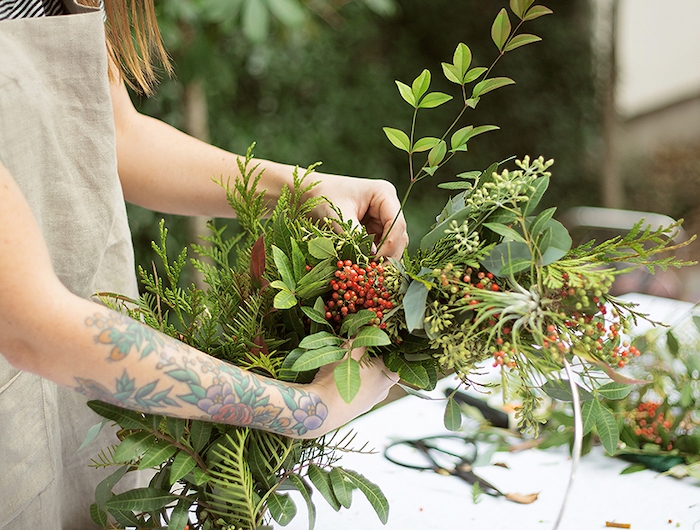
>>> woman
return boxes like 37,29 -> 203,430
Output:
0,0 -> 408,527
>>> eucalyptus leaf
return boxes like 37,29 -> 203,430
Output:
480,241 -> 532,277
483,222 -> 527,243
528,207 -> 557,237
536,219 -> 572,266
403,279 -> 430,332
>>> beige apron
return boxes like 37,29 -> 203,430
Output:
0,1 -> 140,527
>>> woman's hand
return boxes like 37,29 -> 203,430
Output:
300,346 -> 399,438
310,173 -> 409,260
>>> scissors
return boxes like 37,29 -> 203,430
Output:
383,434 -> 504,497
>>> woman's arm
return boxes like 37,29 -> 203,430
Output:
0,161 -> 397,439
110,80 -> 409,259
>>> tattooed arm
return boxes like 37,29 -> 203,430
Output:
0,162 -> 397,439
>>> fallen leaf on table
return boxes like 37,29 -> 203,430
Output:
505,492 -> 539,504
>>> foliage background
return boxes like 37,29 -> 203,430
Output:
128,0 -> 600,281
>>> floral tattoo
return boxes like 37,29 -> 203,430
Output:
75,310 -> 328,436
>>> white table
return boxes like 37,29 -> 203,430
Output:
287,294 -> 700,530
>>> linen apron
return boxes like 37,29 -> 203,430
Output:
0,1 -> 141,527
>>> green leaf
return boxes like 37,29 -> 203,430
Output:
338,468 -> 389,524
290,238 -> 306,282
299,331 -> 344,349
268,492 -> 297,526
692,314 -> 700,333
427,140 -> 447,167
441,62 -> 462,84
395,80 -> 416,107
480,241 -> 532,277
523,5 -> 553,21
189,420 -> 212,452
453,42 -> 472,79
438,181 -> 473,190
242,0 -> 269,43
528,207 -> 557,237
266,0 -> 305,26
272,245 -> 295,290
403,279 -> 430,332
138,442 -> 177,470
106,487 -> 178,512
581,400 -> 599,437
166,417 -> 186,443
386,355 -> 430,388
168,497 -> 193,530
464,66 -> 487,84
291,345 -> 347,371
288,474 -> 316,529
87,400 -> 149,430
667,330 -> 679,355
308,465 -> 341,511
413,136 -> 441,153
418,92 -> 453,109
596,382 -> 633,401
620,463 -> 647,475
301,305 -> 329,326
472,77 -> 515,98
352,326 -> 391,347
411,69 -> 431,101
451,124 -> 500,152
95,465 -> 129,510
383,127 -> 411,152
90,503 -> 110,527
274,288 -> 298,309
169,452 -> 198,484
79,419 -> 108,452
114,432 -> 156,463
307,237 -> 336,259
444,397 -> 463,431
329,468 -> 353,509
491,8 -> 511,51
536,219 -> 572,266
504,33 -> 542,51
594,400 -> 619,455
484,222 -> 527,243
509,0 -> 535,18
340,309 -> 377,336
334,356 -> 361,403
541,380 -> 593,402
524,175 -> 550,215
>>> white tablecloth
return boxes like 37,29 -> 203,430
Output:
286,294 -> 700,530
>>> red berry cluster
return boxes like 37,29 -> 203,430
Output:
324,260 -> 394,329
633,401 -> 673,449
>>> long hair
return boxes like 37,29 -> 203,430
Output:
96,0 -> 172,94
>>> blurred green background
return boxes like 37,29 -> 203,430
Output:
128,0 -> 601,282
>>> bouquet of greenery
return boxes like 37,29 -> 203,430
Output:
83,2 -> 695,529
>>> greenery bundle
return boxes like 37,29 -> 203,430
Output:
84,1 -> 694,529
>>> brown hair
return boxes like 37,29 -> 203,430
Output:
97,0 -> 172,94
